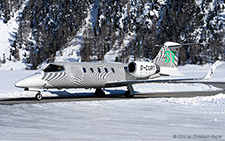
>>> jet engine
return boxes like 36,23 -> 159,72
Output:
127,61 -> 160,79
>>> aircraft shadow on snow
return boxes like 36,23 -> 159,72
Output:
47,89 -> 139,98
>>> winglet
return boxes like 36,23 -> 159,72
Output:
203,60 -> 220,80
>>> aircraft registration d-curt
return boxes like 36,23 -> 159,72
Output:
15,42 -> 220,100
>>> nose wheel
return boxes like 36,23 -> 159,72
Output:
35,92 -> 43,101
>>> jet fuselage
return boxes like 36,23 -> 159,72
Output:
15,62 -> 130,90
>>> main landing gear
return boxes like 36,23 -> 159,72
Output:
35,91 -> 43,101
124,84 -> 135,98
94,85 -> 135,98
94,88 -> 106,97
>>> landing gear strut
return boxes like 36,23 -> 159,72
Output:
124,84 -> 135,98
35,92 -> 43,101
125,91 -> 134,98
95,88 -> 105,97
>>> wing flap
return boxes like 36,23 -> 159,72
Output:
159,67 -> 184,76
105,77 -> 201,87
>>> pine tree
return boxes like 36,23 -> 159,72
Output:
3,0 -> 10,23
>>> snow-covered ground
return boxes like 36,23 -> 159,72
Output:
0,62 -> 225,140
0,95 -> 224,140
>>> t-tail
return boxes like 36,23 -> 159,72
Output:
153,42 -> 183,76
153,42 -> 181,68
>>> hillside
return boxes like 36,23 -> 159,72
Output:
0,0 -> 225,70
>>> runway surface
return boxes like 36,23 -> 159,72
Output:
0,90 -> 224,105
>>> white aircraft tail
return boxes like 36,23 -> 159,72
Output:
153,42 -> 181,68
153,42 -> 184,76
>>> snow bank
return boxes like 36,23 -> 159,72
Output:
163,93 -> 225,106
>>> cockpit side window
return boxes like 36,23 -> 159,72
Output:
43,64 -> 65,72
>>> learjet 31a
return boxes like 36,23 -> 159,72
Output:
15,42 -> 220,100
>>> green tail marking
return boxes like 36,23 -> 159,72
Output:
165,51 -> 176,63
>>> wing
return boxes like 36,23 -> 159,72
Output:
105,60 -> 221,87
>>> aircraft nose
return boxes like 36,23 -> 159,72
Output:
14,79 -> 27,88
14,74 -> 46,89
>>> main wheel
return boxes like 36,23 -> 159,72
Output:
124,91 -> 134,98
95,88 -> 105,97
35,92 -> 43,101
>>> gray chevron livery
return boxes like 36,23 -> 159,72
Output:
15,42 -> 220,100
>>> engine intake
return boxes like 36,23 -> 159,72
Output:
128,62 -> 136,73
127,61 -> 160,79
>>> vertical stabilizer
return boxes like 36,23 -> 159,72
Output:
153,42 -> 181,68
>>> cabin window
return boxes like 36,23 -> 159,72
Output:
43,64 -> 65,72
98,68 -> 101,73
90,68 -> 94,73
104,68 -> 108,73
111,68 -> 115,73
83,67 -> 87,73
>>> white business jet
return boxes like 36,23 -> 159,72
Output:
15,42 -> 220,100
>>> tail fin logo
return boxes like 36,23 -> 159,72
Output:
165,51 -> 176,63
153,42 -> 180,68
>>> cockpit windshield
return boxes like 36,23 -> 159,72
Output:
43,64 -> 65,72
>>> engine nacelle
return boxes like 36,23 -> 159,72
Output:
127,61 -> 160,79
